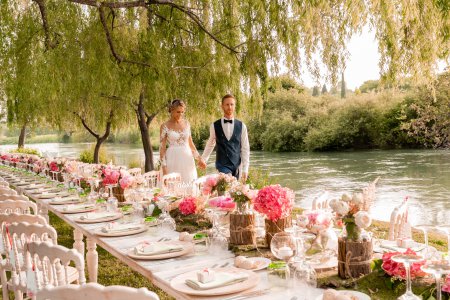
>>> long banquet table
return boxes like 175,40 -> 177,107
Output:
2,169 -> 323,300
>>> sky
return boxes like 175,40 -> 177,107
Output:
301,26 -> 381,90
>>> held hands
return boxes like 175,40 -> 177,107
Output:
241,172 -> 248,183
197,158 -> 207,170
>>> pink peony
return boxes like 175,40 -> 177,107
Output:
102,167 -> 120,185
119,173 -> 134,189
381,249 -> 426,280
253,184 -> 294,221
202,175 -> 218,195
179,197 -> 197,215
208,196 -> 236,211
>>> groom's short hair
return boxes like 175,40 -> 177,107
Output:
221,94 -> 235,104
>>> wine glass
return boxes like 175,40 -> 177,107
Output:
271,232 -> 296,262
391,253 -> 424,300
437,225 -> 450,262
421,260 -> 450,300
157,197 -> 176,231
106,184 -> 118,212
415,224 -> 435,259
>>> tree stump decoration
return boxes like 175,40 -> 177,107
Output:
338,237 -> 372,279
229,213 -> 256,246
112,186 -> 125,202
265,216 -> 292,245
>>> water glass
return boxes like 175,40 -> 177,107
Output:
391,254 -> 424,300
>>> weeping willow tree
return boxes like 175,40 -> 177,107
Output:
1,0 -> 449,168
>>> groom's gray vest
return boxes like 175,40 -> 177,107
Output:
214,119 -> 242,171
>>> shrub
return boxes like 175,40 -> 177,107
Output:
79,145 -> 114,164
11,147 -> 40,156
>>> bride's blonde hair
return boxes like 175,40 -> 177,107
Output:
168,99 -> 186,113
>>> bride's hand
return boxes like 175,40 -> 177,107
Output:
197,159 -> 207,170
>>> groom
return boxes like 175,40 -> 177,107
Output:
199,94 -> 250,182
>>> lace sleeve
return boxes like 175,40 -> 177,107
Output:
159,124 -> 168,167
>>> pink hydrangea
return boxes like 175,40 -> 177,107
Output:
119,171 -> 134,189
381,249 -> 426,280
49,161 -> 59,172
208,196 -> 236,211
179,197 -> 197,215
253,184 -> 294,221
102,167 -> 120,185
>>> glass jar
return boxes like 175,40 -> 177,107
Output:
267,261 -> 290,288
193,232 -> 209,253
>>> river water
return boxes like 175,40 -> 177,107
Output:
1,143 -> 449,225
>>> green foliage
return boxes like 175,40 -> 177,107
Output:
247,167 -> 275,189
79,146 -> 114,164
10,147 -> 40,156
360,80 -> 380,93
128,159 -> 142,169
312,86 -> 320,97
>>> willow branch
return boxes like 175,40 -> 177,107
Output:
100,110 -> 114,141
98,6 -> 152,68
33,0 -> 57,50
73,112 -> 99,139
67,0 -> 146,8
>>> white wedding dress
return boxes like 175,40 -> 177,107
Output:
161,124 -> 197,184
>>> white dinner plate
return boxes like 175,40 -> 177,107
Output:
95,224 -> 148,237
58,204 -> 96,214
127,241 -> 193,260
315,290 -> 371,300
170,267 -> 259,296
74,212 -> 123,224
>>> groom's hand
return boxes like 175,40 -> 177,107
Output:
198,159 -> 207,170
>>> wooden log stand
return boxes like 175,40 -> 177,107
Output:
265,216 -> 292,246
338,237 -> 373,279
112,186 -> 126,202
229,213 -> 256,246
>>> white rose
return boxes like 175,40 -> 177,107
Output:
341,193 -> 352,202
352,193 -> 364,205
333,201 -> 350,215
354,211 -> 372,228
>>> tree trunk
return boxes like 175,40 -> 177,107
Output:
136,90 -> 155,172
18,124 -> 26,148
93,138 -> 102,164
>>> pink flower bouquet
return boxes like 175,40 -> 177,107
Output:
381,248 -> 426,280
102,166 -> 120,185
253,184 -> 294,221
179,196 -> 198,215
119,170 -> 134,189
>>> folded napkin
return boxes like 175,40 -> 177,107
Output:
101,223 -> 142,234
50,197 -> 80,203
134,243 -> 183,256
62,204 -> 95,212
185,272 -> 248,290
379,241 -> 425,253
80,212 -> 117,220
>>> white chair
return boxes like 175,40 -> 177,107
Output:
388,200 -> 411,241
1,221 -> 53,299
192,176 -> 207,197
0,200 -> 38,215
36,282 -> 159,300
143,171 -> 160,188
0,194 -> 29,201
161,173 -> 181,194
128,168 -> 142,177
312,191 -> 330,210
0,182 -> 9,187
26,241 -> 86,300
361,177 -> 380,211
0,188 -> 18,196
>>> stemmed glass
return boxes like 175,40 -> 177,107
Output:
437,225 -> 450,263
157,197 -> 176,231
415,224 -> 435,259
391,253 -> 424,299
106,184 -> 118,212
421,260 -> 450,300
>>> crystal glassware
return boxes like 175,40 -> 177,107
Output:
270,232 -> 296,262
437,225 -> 450,263
414,224 -> 435,259
421,260 -> 450,300
157,197 -> 176,231
391,254 -> 424,300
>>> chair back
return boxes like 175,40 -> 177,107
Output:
0,194 -> 29,201
0,181 -> 9,187
27,241 -> 86,290
36,283 -> 159,300
0,200 -> 37,215
161,173 -> 181,194
128,168 -> 142,177
143,171 -> 160,188
388,200 -> 411,241
0,188 -> 18,196
361,177 -> 380,211
192,176 -> 207,197
312,191 -> 330,210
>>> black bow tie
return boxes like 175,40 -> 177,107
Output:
224,119 -> 233,124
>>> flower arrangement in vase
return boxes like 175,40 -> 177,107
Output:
229,183 -> 256,214
329,193 -> 372,242
253,184 -> 294,245
202,173 -> 236,196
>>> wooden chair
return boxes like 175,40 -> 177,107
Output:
388,200 -> 411,241
161,173 -> 181,194
0,194 -> 29,201
143,171 -> 160,188
25,241 -> 86,300
0,200 -> 38,215
312,191 -> 330,210
36,283 -> 159,300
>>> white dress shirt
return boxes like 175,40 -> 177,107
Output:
202,117 -> 250,174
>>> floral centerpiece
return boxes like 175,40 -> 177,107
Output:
330,192 -> 374,279
229,183 -> 256,213
208,196 -> 236,211
202,173 -> 236,196
101,166 -> 121,185
329,193 -> 372,241
254,184 -> 294,244
178,196 -> 203,216
118,170 -> 134,190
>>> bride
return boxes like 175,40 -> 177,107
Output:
159,99 -> 205,184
